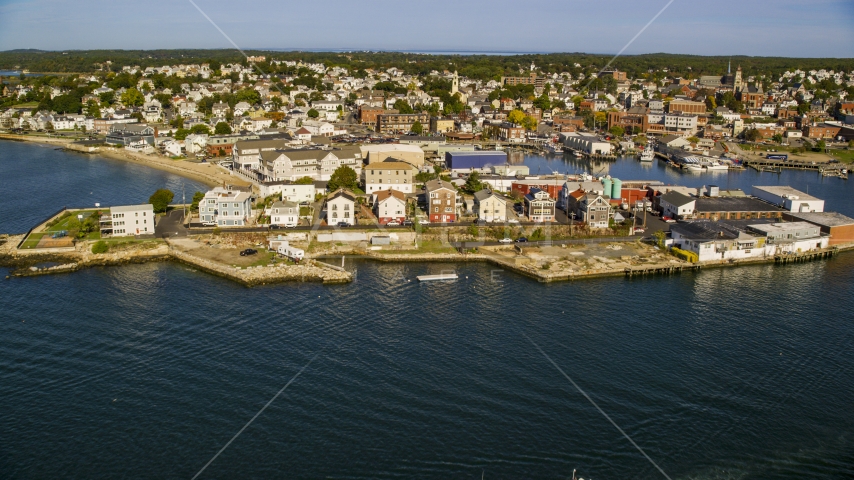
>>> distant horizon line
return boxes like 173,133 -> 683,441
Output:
1,48 -> 851,59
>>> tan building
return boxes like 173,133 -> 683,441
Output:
668,99 -> 706,115
376,113 -> 429,134
430,116 -> 455,133
359,144 -> 425,167
363,161 -> 416,194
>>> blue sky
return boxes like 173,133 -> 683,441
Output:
0,0 -> 852,57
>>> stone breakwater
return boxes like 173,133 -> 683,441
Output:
169,248 -> 351,286
1,235 -> 351,285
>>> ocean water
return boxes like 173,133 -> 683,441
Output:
0,140 -> 208,234
1,141 -> 854,479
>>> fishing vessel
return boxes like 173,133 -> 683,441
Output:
543,142 -> 564,154
638,148 -> 655,162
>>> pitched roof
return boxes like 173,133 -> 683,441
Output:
374,189 -> 406,203
425,179 -> 456,192
328,188 -> 356,202
473,189 -> 504,202
661,191 -> 694,207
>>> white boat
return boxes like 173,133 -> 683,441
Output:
686,164 -> 704,172
543,142 -> 563,154
706,162 -> 729,171
417,273 -> 458,282
638,149 -> 655,162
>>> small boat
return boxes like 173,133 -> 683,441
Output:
638,149 -> 655,162
686,164 -> 704,172
706,162 -> 729,171
417,273 -> 458,282
543,142 -> 563,154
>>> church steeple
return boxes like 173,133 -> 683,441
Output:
451,70 -> 459,95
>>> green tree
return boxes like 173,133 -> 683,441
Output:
121,88 -> 144,107
148,189 -> 175,213
189,124 -> 211,135
410,120 -> 424,135
608,125 -> 625,137
327,165 -> 358,191
174,128 -> 190,140
816,139 -> 826,152
294,176 -> 314,185
85,101 -> 101,117
307,108 -> 319,118
190,191 -> 205,212
771,133 -> 783,144
235,88 -> 261,105
687,136 -> 700,144
744,128 -> 762,142
393,99 -> 414,114
214,122 -> 231,135
462,171 -> 484,193
170,115 -> 184,129
99,91 -> 115,104
705,95 -> 717,111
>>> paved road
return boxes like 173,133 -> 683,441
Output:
155,209 -> 189,238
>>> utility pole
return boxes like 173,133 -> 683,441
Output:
182,182 -> 186,223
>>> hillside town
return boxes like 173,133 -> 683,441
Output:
3,55 -> 854,274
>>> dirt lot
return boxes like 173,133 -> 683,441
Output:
487,241 -> 680,273
170,237 -> 275,267
36,235 -> 74,248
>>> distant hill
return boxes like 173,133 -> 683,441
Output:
0,49 -> 852,81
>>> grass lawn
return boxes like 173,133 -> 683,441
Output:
10,102 -> 38,108
395,240 -> 458,255
827,149 -> 854,163
247,250 -> 277,267
45,210 -> 99,232
19,232 -> 47,249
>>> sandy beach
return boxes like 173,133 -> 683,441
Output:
0,133 -> 250,189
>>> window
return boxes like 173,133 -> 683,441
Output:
332,204 -> 337,210
332,212 -> 338,218
344,204 -> 349,210
434,207 -> 439,213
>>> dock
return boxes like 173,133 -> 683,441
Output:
417,273 -> 458,282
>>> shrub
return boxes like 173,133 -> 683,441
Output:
671,247 -> 698,263
91,240 -> 109,254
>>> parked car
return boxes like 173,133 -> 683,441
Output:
239,248 -> 257,256
516,237 -> 528,243
386,220 -> 401,226
402,220 -> 413,226
498,237 -> 513,244
508,219 -> 520,224
662,217 -> 676,224
633,228 -> 645,234
336,222 -> 350,227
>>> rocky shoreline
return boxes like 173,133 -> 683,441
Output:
0,235 -> 350,286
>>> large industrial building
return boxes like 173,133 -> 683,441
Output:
445,151 -> 508,173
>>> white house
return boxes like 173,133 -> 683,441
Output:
660,191 -> 696,219
326,189 -> 356,226
199,187 -> 253,227
373,189 -> 407,225
164,141 -> 183,157
184,134 -> 209,154
301,120 -> 334,137
473,189 -> 507,223
108,204 -> 154,237
270,200 -> 299,227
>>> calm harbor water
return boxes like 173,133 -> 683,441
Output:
0,140 -> 208,233
2,141 -> 854,479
